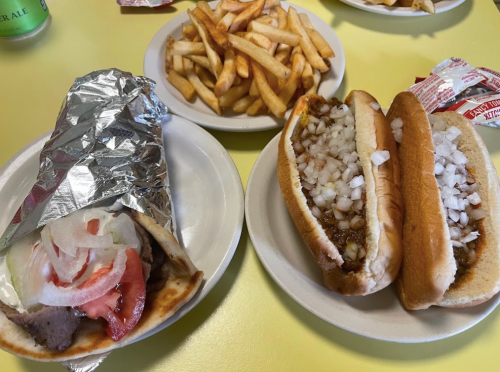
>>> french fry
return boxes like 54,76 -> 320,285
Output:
232,95 -> 257,113
254,15 -> 278,27
182,23 -> 198,41
188,10 -> 223,78
171,41 -> 207,56
249,79 -> 260,97
215,49 -> 237,97
221,0 -> 252,13
184,55 -> 213,73
227,33 -> 291,79
276,6 -> 287,30
219,78 -> 252,108
229,0 -> 265,33
213,1 -> 228,23
298,13 -> 313,29
167,70 -> 195,101
246,97 -> 267,116
217,11 -> 237,32
173,54 -> 186,77
251,60 -> 287,118
263,0 -> 280,9
193,34 -> 202,42
420,0 -> 435,13
193,7 -> 231,50
244,31 -> 273,51
364,0 -> 398,4
274,51 -> 290,65
287,7 -> 328,73
266,69 -> 279,92
183,58 -> 221,115
304,27 -> 335,58
233,75 -> 243,86
305,68 -> 321,95
302,61 -> 314,90
269,9 -> 278,18
195,64 -> 216,89
235,51 -> 250,78
411,0 -> 423,10
165,35 -> 175,72
278,52 -> 305,106
196,1 -> 215,21
248,21 -> 301,46
291,45 -> 302,56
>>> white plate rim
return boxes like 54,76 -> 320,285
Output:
143,1 -> 346,132
0,115 -> 245,345
338,0 -> 467,17
245,131 -> 500,343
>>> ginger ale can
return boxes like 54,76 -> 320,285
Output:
0,0 -> 49,39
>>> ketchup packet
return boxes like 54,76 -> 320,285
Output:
116,0 -> 173,8
407,58 -> 500,128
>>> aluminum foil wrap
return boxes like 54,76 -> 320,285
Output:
0,68 -> 172,251
116,0 -> 174,7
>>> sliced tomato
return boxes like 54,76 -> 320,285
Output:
87,219 -> 99,235
77,249 -> 146,341
50,250 -> 90,287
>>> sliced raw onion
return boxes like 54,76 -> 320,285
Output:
21,244 -> 50,309
103,214 -> 140,254
39,249 -> 127,307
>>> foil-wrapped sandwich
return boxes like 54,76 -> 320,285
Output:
0,69 -> 203,361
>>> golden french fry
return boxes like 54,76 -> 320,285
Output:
235,51 -> 250,78
188,10 -> 223,79
229,0 -> 265,33
302,61 -> 314,90
183,58 -> 222,115
269,9 -> 278,18
217,11 -> 237,32
364,0 -> 398,4
411,0 -> 423,10
227,33 -> 291,79
248,21 -> 301,46
246,97 -> 267,116
221,0 -> 252,13
182,23 -> 198,41
193,7 -> 231,50
167,70 -> 195,101
171,41 -> 207,56
251,60 -> 287,118
232,95 -> 257,113
215,49 -> 237,97
254,15 -> 278,27
184,55 -> 213,73
276,6 -> 287,30
233,75 -> 243,86
213,1 -> 228,23
193,34 -> 202,42
274,51 -> 290,65
196,1 -> 215,20
420,0 -> 435,13
165,35 -> 175,72
249,79 -> 260,97
304,27 -> 335,58
219,78 -> 252,107
278,52 -> 305,106
244,31 -> 273,51
298,13 -> 313,29
264,0 -> 280,9
305,68 -> 321,95
173,54 -> 186,77
287,7 -> 328,72
266,69 -> 279,92
291,45 -> 302,56
195,64 -> 216,89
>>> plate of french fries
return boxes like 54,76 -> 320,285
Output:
339,0 -> 466,16
144,0 -> 345,131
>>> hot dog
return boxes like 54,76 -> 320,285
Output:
387,92 -> 500,310
277,91 -> 404,295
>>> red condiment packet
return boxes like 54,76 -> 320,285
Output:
447,94 -> 500,128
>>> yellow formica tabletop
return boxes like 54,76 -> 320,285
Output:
1,0 -> 500,371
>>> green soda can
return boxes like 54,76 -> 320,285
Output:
0,0 -> 49,39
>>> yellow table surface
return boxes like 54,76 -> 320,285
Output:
1,0 -> 500,371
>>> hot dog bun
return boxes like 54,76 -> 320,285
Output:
277,91 -> 404,296
387,92 -> 500,310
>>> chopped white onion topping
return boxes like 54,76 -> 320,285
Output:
370,150 -> 390,166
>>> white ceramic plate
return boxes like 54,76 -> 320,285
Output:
0,115 -> 244,343
245,130 -> 500,343
338,0 -> 467,16
144,1 -> 345,132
